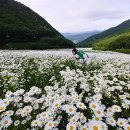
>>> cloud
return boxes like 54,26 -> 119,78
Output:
17,0 -> 130,33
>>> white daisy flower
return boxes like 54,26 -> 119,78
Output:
1,116 -> 13,128
100,122 -> 108,130
112,105 -> 122,112
31,120 -> 41,127
45,121 -> 54,129
93,94 -> 102,101
52,100 -> 61,109
80,116 -> 87,123
15,108 -> 22,116
66,123 -> 76,130
117,118 -> 127,127
88,120 -> 102,130
76,102 -> 86,109
5,110 -> 14,116
15,89 -> 25,96
21,119 -> 27,125
119,95 -> 126,100
0,104 -> 7,113
33,103 -> 39,110
106,117 -> 116,126
89,102 -> 100,111
70,116 -> 79,123
94,109 -> 104,117
94,87 -> 100,93
14,120 -> 20,126
23,106 -> 32,114
106,107 -> 114,116
66,105 -> 77,115
21,110 -> 28,117
3,99 -> 10,106
23,96 -> 32,103
40,112 -> 49,119
37,98 -> 44,103
53,121 -> 58,128
92,116 -> 102,121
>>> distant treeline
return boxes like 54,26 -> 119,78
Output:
1,37 -> 75,50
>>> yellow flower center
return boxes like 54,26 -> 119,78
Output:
82,118 -> 85,121
93,126 -> 98,130
4,101 -> 8,104
43,114 -> 46,116
37,115 -> 40,118
79,104 -> 82,107
49,123 -> 52,126
0,106 -> 4,111
97,111 -> 101,114
120,122 -> 123,125
77,124 -> 80,127
69,108 -> 73,112
109,109 -> 112,112
127,126 -> 130,130
82,128 -> 87,130
110,120 -> 113,123
70,126 -> 74,130
54,123 -> 57,127
26,108 -> 29,111
42,121 -> 45,125
4,120 -> 8,124
34,122 -> 38,124
73,119 -> 76,122
92,104 -> 96,109
79,114 -> 82,117
95,117 -> 99,121
55,103 -> 59,107
115,107 -> 118,110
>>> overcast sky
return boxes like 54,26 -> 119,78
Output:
17,0 -> 130,33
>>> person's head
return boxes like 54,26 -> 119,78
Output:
72,48 -> 77,55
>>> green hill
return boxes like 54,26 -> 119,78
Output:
0,0 -> 75,49
79,19 -> 130,47
93,31 -> 130,53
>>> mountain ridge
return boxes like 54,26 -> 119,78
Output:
79,19 -> 130,47
0,0 -> 75,49
63,30 -> 100,43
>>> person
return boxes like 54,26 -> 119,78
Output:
72,48 -> 89,64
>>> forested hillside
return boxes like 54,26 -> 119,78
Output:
93,31 -> 130,54
0,0 -> 75,49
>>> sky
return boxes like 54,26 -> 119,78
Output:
17,0 -> 130,33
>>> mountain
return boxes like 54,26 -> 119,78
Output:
79,19 -> 130,47
62,33 -> 78,37
63,31 -> 100,44
0,0 -> 75,49
93,31 -> 130,53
